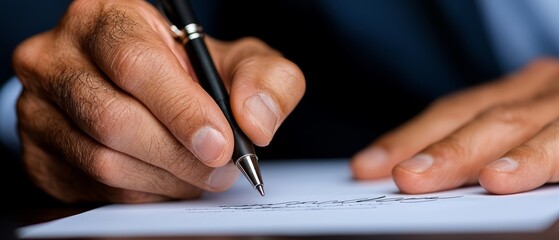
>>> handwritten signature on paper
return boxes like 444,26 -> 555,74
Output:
185,195 -> 463,213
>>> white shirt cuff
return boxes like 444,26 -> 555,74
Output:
0,76 -> 22,153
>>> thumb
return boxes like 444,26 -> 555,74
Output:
209,37 -> 306,146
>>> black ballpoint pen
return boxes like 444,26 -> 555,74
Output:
157,0 -> 265,196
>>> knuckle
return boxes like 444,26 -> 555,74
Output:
12,39 -> 37,79
16,92 -> 53,137
512,144 -> 545,161
113,133 -> 215,195
16,92 -> 34,125
480,105 -> 517,122
87,148 -> 121,186
31,63 -> 90,115
173,158 -> 204,181
93,7 -> 137,43
16,96 -> 41,138
173,159 -> 213,188
48,69 -> 113,133
480,105 -> 536,132
56,70 -> 95,108
146,135 -> 194,174
111,42 -> 168,91
165,93 -> 204,131
509,144 -> 555,178
45,67 -> 130,146
160,149 -> 189,173
12,35 -> 49,90
66,0 -> 98,18
82,3 -> 142,58
60,0 -> 102,44
429,135 -> 468,162
93,98 -> 135,145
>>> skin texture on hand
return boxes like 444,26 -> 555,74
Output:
12,0 -> 305,203
351,58 -> 559,195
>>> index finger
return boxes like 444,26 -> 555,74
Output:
82,1 -> 234,166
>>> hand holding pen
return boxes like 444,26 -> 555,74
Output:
157,0 -> 269,195
13,0 -> 305,203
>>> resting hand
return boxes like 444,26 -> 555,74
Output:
12,0 -> 305,203
351,59 -> 559,194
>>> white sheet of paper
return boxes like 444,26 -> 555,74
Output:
17,158 -> 559,238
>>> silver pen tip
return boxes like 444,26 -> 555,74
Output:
256,185 -> 265,196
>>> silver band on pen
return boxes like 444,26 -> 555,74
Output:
170,23 -> 204,44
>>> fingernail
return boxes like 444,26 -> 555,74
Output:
353,147 -> 388,169
192,126 -> 226,165
208,163 -> 240,191
399,154 -> 434,174
486,157 -> 518,173
245,93 -> 279,138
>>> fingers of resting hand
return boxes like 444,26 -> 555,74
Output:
350,59 -> 559,180
209,37 -> 306,146
17,91 -> 203,202
72,1 -> 234,167
479,120 -> 559,194
351,88 -> 499,180
392,92 -> 559,194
